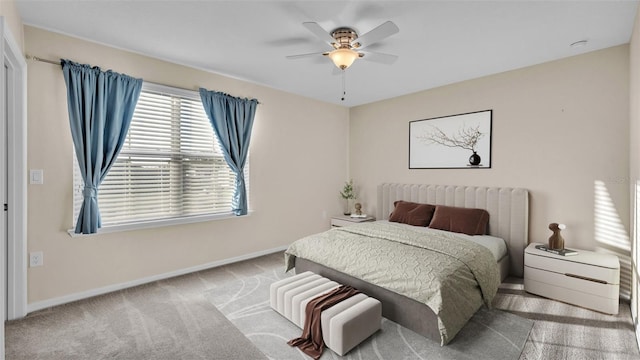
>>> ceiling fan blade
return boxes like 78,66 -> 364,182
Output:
302,22 -> 336,45
361,51 -> 398,65
286,52 -> 328,60
354,21 -> 399,49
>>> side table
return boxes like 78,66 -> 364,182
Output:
524,242 -> 619,314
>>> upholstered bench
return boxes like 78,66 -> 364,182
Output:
269,271 -> 381,356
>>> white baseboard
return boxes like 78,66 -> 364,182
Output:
27,245 -> 288,314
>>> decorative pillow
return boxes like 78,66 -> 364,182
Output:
428,205 -> 490,235
388,201 -> 436,227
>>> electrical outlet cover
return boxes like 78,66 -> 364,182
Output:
29,169 -> 44,185
29,251 -> 43,267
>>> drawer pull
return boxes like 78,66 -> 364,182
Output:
565,273 -> 607,284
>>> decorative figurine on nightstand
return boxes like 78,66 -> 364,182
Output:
350,203 -> 367,218
354,203 -> 363,216
548,223 -> 566,250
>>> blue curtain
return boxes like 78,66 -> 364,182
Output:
62,60 -> 143,234
199,88 -> 258,215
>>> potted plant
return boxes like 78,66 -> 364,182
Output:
340,180 -> 356,215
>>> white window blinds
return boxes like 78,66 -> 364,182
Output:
73,83 -> 247,227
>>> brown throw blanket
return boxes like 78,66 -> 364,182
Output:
287,285 -> 361,359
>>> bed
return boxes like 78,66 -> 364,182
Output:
284,183 -> 529,345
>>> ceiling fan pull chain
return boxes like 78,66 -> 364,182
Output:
341,70 -> 346,101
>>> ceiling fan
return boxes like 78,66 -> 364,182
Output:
286,21 -> 400,70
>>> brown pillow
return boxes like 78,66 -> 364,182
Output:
428,205 -> 490,235
388,201 -> 436,227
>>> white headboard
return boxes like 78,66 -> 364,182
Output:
377,183 -> 529,277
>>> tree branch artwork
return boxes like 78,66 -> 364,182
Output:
418,123 -> 484,152
409,110 -> 492,169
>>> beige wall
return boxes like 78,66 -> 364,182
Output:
629,4 -> 640,342
25,26 -> 349,304
350,45 -> 631,294
23,20 -> 634,306
0,0 -> 24,51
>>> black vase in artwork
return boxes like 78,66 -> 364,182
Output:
469,151 -> 481,166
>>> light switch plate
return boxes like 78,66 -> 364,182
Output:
30,169 -> 43,185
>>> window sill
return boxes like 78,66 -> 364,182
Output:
67,211 -> 253,237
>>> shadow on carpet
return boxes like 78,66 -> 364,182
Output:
206,270 -> 532,360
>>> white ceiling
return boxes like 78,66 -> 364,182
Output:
16,0 -> 639,107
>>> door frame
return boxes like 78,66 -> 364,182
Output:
0,17 -> 28,323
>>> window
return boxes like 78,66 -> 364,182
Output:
73,83 -> 248,229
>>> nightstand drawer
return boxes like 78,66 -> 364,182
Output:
525,253 -> 619,285
524,274 -> 619,314
331,218 -> 358,227
525,266 -> 619,300
330,216 -> 375,228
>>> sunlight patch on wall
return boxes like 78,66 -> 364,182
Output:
594,180 -> 631,299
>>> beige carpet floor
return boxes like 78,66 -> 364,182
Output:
6,251 -> 640,359
5,254 -> 281,360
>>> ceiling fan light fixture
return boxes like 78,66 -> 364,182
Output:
328,48 -> 359,70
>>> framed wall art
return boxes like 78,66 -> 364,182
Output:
409,110 -> 492,169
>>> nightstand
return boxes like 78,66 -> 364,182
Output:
330,215 -> 375,228
524,242 -> 620,314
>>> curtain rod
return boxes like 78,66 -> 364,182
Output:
25,54 -> 261,104
25,54 -> 60,66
